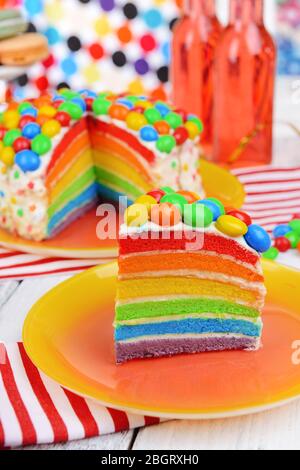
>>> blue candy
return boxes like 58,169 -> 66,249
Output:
15,150 -> 41,172
71,97 -> 87,112
197,199 -> 221,221
53,95 -> 66,102
20,107 -> 37,118
79,89 -> 97,98
244,224 -> 271,253
140,126 -> 158,142
116,99 -> 134,109
22,123 -> 41,139
155,103 -> 170,117
273,224 -> 292,239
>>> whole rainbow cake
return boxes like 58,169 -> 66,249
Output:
0,90 -> 203,241
114,189 -> 271,363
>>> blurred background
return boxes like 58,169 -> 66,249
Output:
0,0 -> 299,164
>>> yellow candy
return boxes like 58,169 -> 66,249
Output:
3,110 -> 19,129
0,147 -> 15,166
0,141 -> 4,153
135,195 -> 157,215
126,112 -> 147,131
135,101 -> 152,109
215,215 -> 248,238
185,121 -> 200,140
124,203 -> 149,227
42,119 -> 61,137
39,105 -> 57,118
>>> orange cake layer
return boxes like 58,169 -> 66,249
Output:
118,252 -> 263,283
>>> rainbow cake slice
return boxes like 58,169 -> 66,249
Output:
0,90 -> 203,241
114,190 -> 271,363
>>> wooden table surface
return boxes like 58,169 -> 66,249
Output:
1,144 -> 300,450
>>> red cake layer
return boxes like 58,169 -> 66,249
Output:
119,232 -> 260,266
88,117 -> 156,164
46,118 -> 88,176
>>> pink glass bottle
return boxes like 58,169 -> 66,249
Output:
213,0 -> 276,166
171,0 -> 222,151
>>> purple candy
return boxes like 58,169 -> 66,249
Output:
134,58 -> 149,75
99,0 -> 115,12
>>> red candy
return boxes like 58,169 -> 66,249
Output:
292,214 -> 300,220
0,126 -> 7,139
55,111 -> 71,127
19,115 -> 35,129
174,109 -> 188,121
147,189 -> 166,203
173,127 -> 189,145
13,137 -> 31,152
132,107 -> 145,114
53,100 -> 64,109
227,209 -> 252,226
85,97 -> 94,111
274,236 -> 291,253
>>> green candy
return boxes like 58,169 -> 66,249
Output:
289,219 -> 300,236
31,134 -> 52,156
144,108 -> 161,124
206,197 -> 225,215
160,193 -> 188,214
58,102 -> 83,120
188,116 -> 204,132
59,89 -> 80,100
263,247 -> 279,260
156,135 -> 176,154
92,98 -> 111,116
165,112 -> 183,129
3,129 -> 21,146
183,203 -> 213,228
18,102 -> 32,113
285,231 -> 300,249
160,186 -> 175,194
0,113 -> 4,123
125,96 -> 140,104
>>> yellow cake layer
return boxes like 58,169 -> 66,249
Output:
117,277 -> 263,309
93,149 -> 151,194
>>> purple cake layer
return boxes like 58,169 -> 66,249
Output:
116,336 -> 259,363
48,200 -> 97,238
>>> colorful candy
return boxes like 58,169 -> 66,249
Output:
154,121 -> 170,135
109,104 -> 129,121
92,98 -> 112,116
144,108 -> 161,124
22,123 -> 41,140
3,129 -> 22,147
156,135 -> 176,154
184,203 -> 213,228
160,193 -> 188,214
140,126 -> 158,142
289,219 -> 300,235
188,116 -> 203,132
164,112 -> 183,129
184,121 -> 200,140
31,134 -> 52,156
216,215 -> 248,237
58,102 -> 83,120
124,203 -> 149,227
135,194 -> 157,215
274,236 -> 291,253
151,202 -> 181,227
244,224 -> 271,253
42,120 -> 61,138
126,112 -> 147,131
177,190 -> 200,204
55,111 -> 71,127
273,224 -> 291,238
3,110 -> 19,129
39,105 -> 57,118
15,150 -> 41,172
13,137 -> 31,153
173,127 -> 189,145
0,147 -> 15,166
227,209 -> 252,226
198,199 -> 222,221
20,107 -> 38,118
263,247 -> 279,261
154,103 -> 170,117
206,198 -> 225,215
19,115 -> 35,129
146,189 -> 165,203
285,231 -> 300,249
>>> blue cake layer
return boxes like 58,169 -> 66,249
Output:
48,183 -> 98,234
96,182 -> 134,205
115,318 -> 262,342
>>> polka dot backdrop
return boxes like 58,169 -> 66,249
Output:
11,0 -> 181,100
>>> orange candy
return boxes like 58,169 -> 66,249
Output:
177,190 -> 201,204
151,202 -> 181,227
36,114 -> 50,126
109,104 -> 129,121
154,121 -> 170,135
117,25 -> 132,43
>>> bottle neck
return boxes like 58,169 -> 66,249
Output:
184,0 -> 217,18
229,0 -> 264,25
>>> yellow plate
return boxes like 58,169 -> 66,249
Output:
23,260 -> 300,419
0,161 -> 244,258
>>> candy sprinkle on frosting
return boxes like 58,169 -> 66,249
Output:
124,189 -> 271,254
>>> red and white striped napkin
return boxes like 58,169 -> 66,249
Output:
0,165 -> 299,281
0,342 -> 160,449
